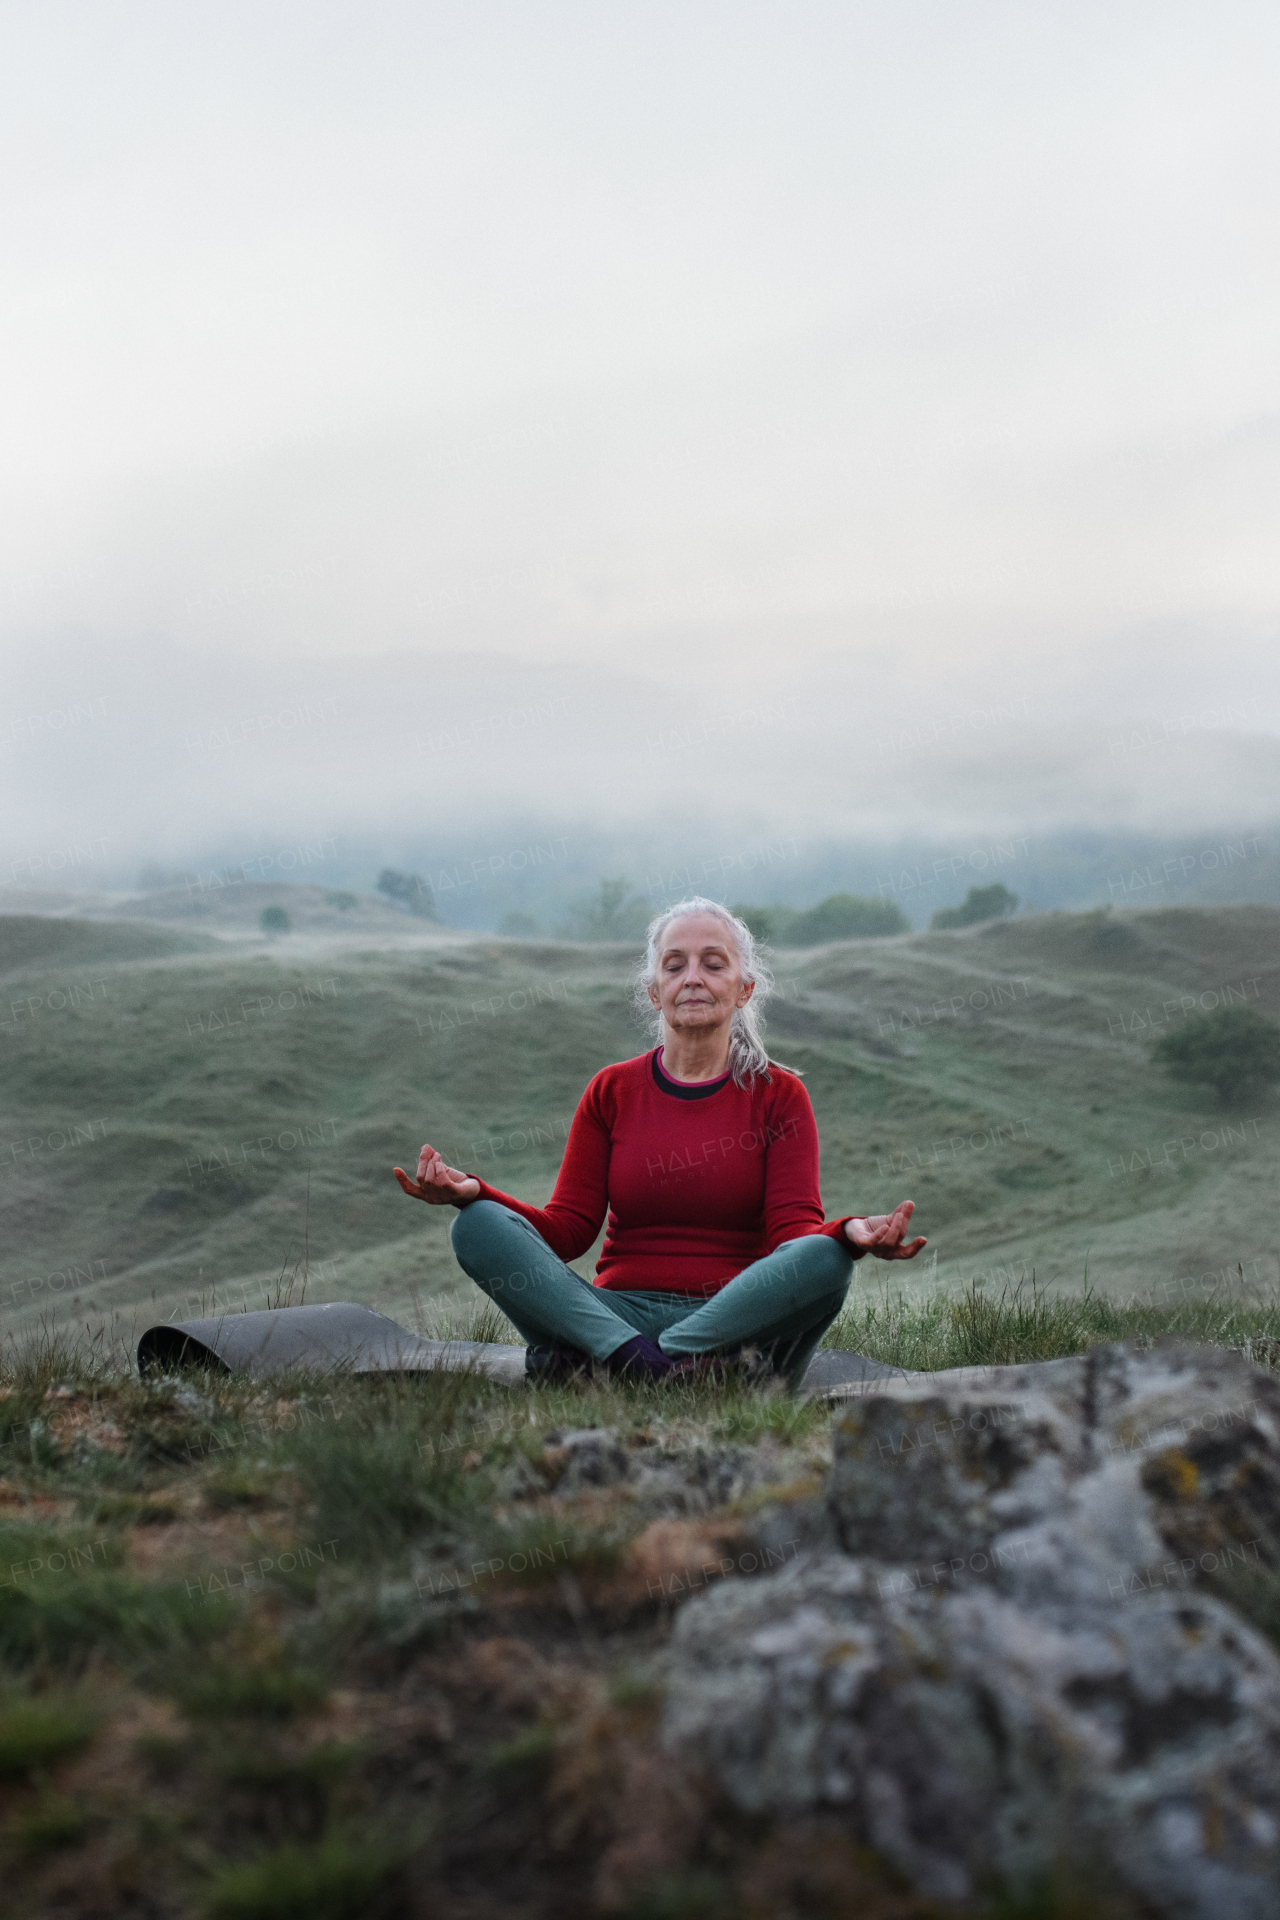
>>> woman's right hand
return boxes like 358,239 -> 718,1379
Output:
393,1144 -> 481,1206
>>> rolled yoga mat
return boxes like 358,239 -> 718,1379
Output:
136,1300 -> 910,1393
137,1301 -> 528,1386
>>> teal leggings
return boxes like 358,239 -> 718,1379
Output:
450,1199 -> 855,1385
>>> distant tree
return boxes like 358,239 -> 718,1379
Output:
1151,1005 -> 1280,1106
733,904 -> 801,946
324,890 -> 358,912
792,894 -> 910,944
930,884 -> 1019,931
260,906 -> 290,935
558,879 -> 651,943
499,910 -> 541,937
588,879 -> 643,939
733,894 -> 909,946
376,869 -> 439,919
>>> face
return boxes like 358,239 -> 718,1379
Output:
647,912 -> 755,1036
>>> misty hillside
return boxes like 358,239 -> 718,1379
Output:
1,899 -> 1275,1345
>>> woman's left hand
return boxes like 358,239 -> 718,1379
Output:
844,1200 -> 927,1260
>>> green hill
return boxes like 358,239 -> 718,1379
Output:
0,913 -> 220,974
1,902 -> 1275,1343
106,879 -> 418,937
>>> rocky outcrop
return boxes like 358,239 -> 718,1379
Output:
663,1343 -> 1280,1916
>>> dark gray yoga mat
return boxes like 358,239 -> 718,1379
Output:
137,1302 -> 528,1385
136,1300 -> 908,1392
798,1347 -> 917,1389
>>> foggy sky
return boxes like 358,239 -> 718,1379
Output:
2,3 -> 1278,876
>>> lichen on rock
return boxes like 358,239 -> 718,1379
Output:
662,1343 -> 1280,1916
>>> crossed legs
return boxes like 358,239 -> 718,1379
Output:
449,1199 -> 853,1386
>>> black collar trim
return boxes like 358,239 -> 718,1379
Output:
651,1047 -> 734,1101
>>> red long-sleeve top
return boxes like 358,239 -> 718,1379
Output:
471,1047 -> 860,1296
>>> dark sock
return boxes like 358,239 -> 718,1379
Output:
524,1343 -> 591,1384
605,1335 -> 676,1381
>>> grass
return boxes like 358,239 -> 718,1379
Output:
0,1568 -> 233,1670
0,899 -> 1276,1916
201,1831 -> 410,1920
0,1689 -> 100,1780
823,1274 -> 1280,1372
173,1657 -> 330,1723
418,1300 -> 523,1345
9,1791 -> 90,1854
211,1739 -> 361,1796
622,1873 -> 733,1920
0,1302 -> 1266,1919
269,1370 -> 509,1559
483,1723 -> 560,1774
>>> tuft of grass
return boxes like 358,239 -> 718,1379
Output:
0,1569 -> 232,1669
0,1515 -> 128,1574
483,1723 -> 559,1773
984,1867 -> 1138,1918
823,1277 -> 1280,1372
0,1320 -> 117,1403
212,1739 -> 361,1795
624,1870 -> 734,1920
0,1689 -> 99,1779
9,1789 -> 90,1853
203,1464 -> 283,1510
274,1371 -> 512,1559
707,1389 -> 832,1446
0,1331 -> 125,1473
88,1492 -> 183,1525
126,1400 -> 216,1464
202,1830 -> 410,1920
174,1658 -> 330,1723
417,1298 -> 524,1346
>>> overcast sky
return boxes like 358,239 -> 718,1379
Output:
2,2 -> 1278,873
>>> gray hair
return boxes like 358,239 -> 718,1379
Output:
633,895 -> 796,1087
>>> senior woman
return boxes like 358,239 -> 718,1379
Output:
393,896 -> 926,1385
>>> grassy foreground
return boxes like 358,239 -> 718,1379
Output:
1,894 -> 1277,1911
824,1271 -> 1280,1370
0,1334 -> 838,1920
1,1281 -> 1279,1918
